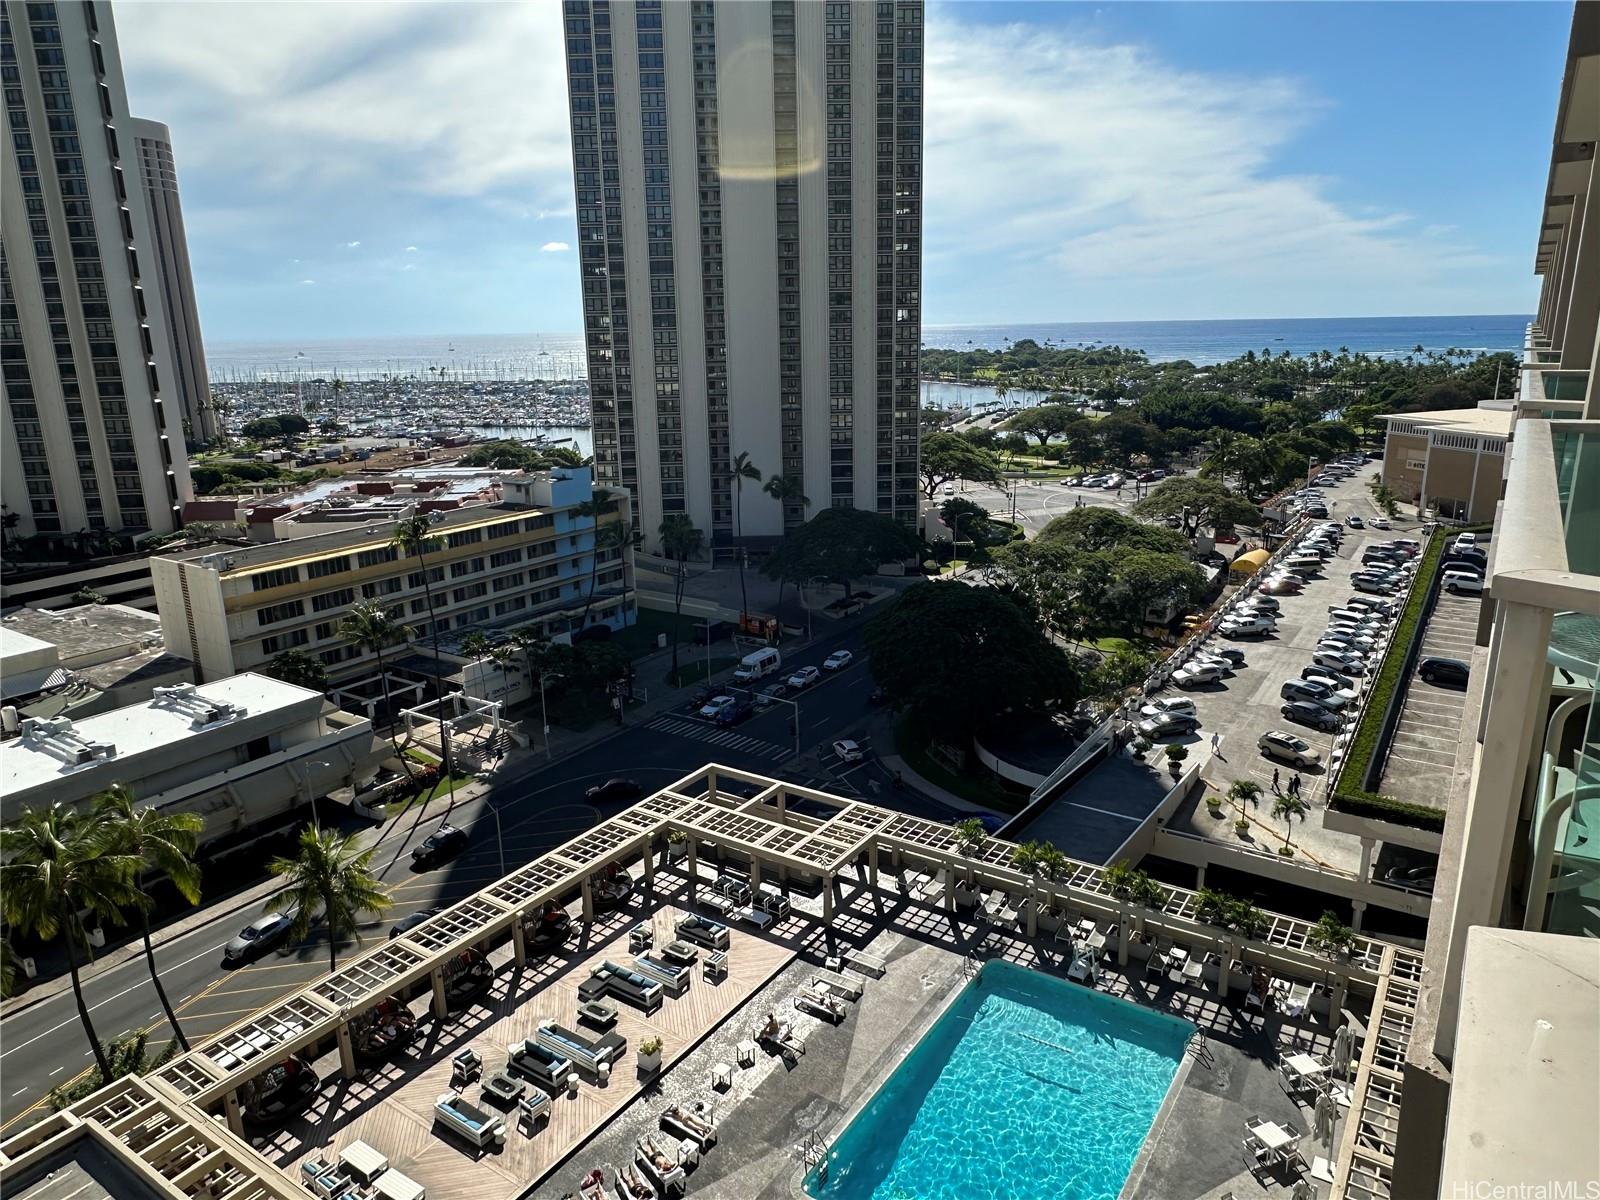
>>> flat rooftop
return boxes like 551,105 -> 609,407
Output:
1,604 -> 162,662
1379,405 -> 1513,437
0,672 -> 322,796
4,1135 -> 168,1200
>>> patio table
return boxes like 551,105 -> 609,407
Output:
339,1141 -> 388,1184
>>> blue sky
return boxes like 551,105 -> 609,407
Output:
114,1 -> 1572,342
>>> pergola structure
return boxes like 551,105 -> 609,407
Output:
1,763 -> 1422,1200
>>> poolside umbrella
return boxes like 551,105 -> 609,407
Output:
1332,1024 -> 1355,1080
1314,1089 -> 1338,1147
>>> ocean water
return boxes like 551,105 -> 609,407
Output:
206,314 -> 1529,383
805,960 -> 1191,1200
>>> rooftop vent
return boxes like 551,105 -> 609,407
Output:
17,716 -> 116,767
151,683 -> 248,728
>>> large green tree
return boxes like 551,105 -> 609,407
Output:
267,827 -> 392,972
918,431 -> 1001,499
263,649 -> 329,693
337,601 -> 415,784
658,513 -> 704,678
91,786 -> 204,1050
1,805 -> 142,1078
1035,507 -> 1188,556
1004,404 -> 1075,449
865,583 -> 1080,740
1133,476 -> 1260,539
762,506 -> 921,599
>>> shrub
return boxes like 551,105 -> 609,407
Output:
639,1037 -> 663,1056
1311,911 -> 1356,956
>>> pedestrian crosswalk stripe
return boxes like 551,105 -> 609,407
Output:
645,715 -> 789,760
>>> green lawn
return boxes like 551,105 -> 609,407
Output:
666,656 -> 739,687
1083,632 -> 1163,655
613,606 -> 703,659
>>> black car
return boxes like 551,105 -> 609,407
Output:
389,907 -> 443,940
586,777 -> 642,804
1281,701 -> 1340,733
411,823 -> 468,869
714,700 -> 754,727
1419,657 -> 1470,687
1213,647 -> 1247,667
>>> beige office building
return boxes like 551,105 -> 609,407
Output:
1377,405 -> 1511,523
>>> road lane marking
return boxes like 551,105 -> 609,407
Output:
47,1067 -> 63,1077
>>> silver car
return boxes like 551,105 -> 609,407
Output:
224,910 -> 294,963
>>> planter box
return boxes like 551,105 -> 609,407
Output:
637,1049 -> 661,1074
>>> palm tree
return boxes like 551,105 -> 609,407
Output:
1272,793 -> 1308,856
761,474 -> 810,624
459,632 -> 492,661
570,494 -> 608,631
0,938 -> 17,1000
658,514 -> 704,679
586,520 -> 629,630
337,601 -> 414,784
1,804 -> 141,1078
391,513 -> 455,802
728,452 -> 762,617
267,826 -> 392,973
91,786 -> 203,1050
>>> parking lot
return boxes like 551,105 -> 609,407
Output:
1375,574 -> 1483,809
1150,463 -> 1417,874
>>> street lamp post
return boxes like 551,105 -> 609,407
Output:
490,797 -> 506,878
538,671 -> 551,759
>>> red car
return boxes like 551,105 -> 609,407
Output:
1214,533 -> 1240,545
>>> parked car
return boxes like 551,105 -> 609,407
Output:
1281,678 -> 1349,710
389,907 -> 443,940
586,777 -> 643,803
1281,701 -> 1340,732
699,694 -> 739,720
1212,646 -> 1247,667
1419,657 -> 1470,687
1345,514 -> 1364,528
1383,862 -> 1437,891
1261,577 -> 1304,596
1454,532 -> 1478,547
224,911 -> 295,963
1344,597 -> 1396,617
1258,730 -> 1322,768
822,649 -> 854,671
1172,663 -> 1226,689
1219,616 -> 1275,638
1369,516 -> 1392,529
1351,575 -> 1398,596
1137,711 -> 1200,739
786,665 -> 821,690
412,824 -> 469,869
1140,696 -> 1197,719
1190,653 -> 1237,676
1443,548 -> 1487,571
1241,595 -> 1281,613
1301,666 -> 1358,700
1313,649 -> 1368,675
832,739 -> 864,763
1443,572 -> 1484,595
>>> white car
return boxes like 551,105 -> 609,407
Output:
1258,730 -> 1322,768
1140,696 -> 1197,719
1189,653 -> 1236,676
787,665 -> 821,690
1313,649 -> 1368,675
822,650 -> 854,671
1172,662 -> 1225,689
700,694 -> 738,719
1369,516 -> 1392,529
1443,571 -> 1484,595
832,739 -> 863,763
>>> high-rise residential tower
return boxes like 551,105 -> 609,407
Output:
127,116 -> 214,446
1,0 -> 193,542
562,0 -> 924,553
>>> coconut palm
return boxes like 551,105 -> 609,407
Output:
337,601 -> 415,784
761,474 -> 810,625
570,493 -> 608,631
91,785 -> 204,1050
1,804 -> 142,1078
589,520 -> 629,627
459,632 -> 492,661
658,514 -> 704,679
0,938 -> 17,1000
1272,793 -> 1309,855
267,826 -> 392,973
728,452 -> 762,617
391,513 -> 455,801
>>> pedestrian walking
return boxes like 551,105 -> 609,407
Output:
1210,731 -> 1224,759
1272,768 -> 1281,794
1289,773 -> 1302,798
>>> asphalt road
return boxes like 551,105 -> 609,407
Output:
959,476 -> 1142,535
0,620 -> 973,1130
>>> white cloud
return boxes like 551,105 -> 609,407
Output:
405,245 -> 419,253
402,263 -> 417,271
922,8 -> 1493,311
540,241 -> 570,253
345,240 -> 361,248
299,279 -> 316,286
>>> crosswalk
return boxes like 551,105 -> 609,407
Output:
644,714 -> 791,760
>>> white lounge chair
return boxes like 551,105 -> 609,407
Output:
660,1102 -> 717,1150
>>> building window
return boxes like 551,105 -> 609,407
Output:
306,556 -> 350,579
255,600 -> 305,626
311,587 -> 355,613
249,566 -> 299,591
356,545 -> 398,569
446,528 -> 483,548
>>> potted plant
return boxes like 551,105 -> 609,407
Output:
665,829 -> 687,863
1205,788 -> 1225,816
1164,743 -> 1188,778
1310,911 -> 1356,959
637,1036 -> 663,1074
1234,816 -> 1251,838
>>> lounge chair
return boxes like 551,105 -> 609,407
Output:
616,1162 -> 656,1200
632,953 -> 693,997
793,986 -> 847,1023
810,970 -> 864,1001
636,1135 -> 689,1195
579,1168 -> 613,1200
505,1038 -> 573,1092
1145,944 -> 1171,976
517,1088 -> 550,1131
660,1101 -> 718,1149
674,913 -> 730,951
713,875 -> 751,904
756,1019 -> 806,1059
535,1020 -> 626,1078
434,1092 -> 506,1148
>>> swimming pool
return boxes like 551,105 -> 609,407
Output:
804,960 -> 1191,1200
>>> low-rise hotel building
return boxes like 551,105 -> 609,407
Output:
1376,405 -> 1512,523
148,467 -> 635,694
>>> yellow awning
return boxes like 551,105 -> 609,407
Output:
1229,548 -> 1271,576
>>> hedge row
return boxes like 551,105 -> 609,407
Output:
1329,529 -> 1450,833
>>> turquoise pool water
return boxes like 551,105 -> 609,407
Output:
804,961 -> 1191,1200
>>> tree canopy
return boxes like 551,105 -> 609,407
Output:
865,583 -> 1081,739
1003,404 -> 1076,448
1133,476 -> 1260,538
239,413 -> 310,439
457,440 -> 586,470
1034,506 -> 1188,556
762,506 -> 921,595
919,431 -> 1001,498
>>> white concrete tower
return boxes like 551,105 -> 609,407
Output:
562,0 -> 924,553
1,0 -> 193,542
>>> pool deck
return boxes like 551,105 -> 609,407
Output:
541,863 -> 1360,1200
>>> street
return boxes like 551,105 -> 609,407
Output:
958,475 -> 1141,535
0,619 -> 968,1131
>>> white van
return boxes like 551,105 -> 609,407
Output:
732,647 -> 783,683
